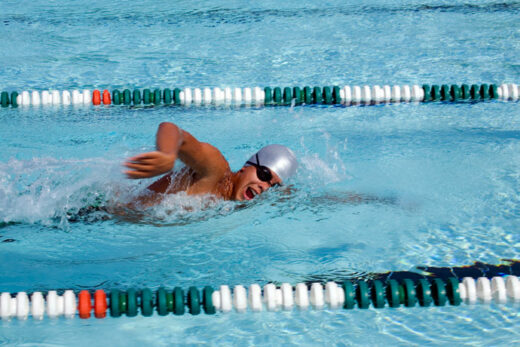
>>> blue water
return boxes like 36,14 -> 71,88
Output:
1,0 -> 520,345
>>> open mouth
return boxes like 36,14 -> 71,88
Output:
244,187 -> 257,200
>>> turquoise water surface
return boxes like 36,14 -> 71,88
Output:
1,0 -> 520,345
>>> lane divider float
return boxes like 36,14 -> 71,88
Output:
1,276 -> 520,320
0,83 -> 519,108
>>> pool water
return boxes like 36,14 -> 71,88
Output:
1,0 -> 520,345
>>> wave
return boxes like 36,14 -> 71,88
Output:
3,2 -> 519,28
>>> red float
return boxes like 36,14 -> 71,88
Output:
102,90 -> 111,105
78,290 -> 92,319
92,90 -> 101,105
94,290 -> 107,318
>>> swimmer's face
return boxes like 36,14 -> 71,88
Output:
234,166 -> 282,201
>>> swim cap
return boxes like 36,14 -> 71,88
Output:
244,144 -> 298,182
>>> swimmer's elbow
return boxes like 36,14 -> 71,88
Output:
158,122 -> 183,141
158,121 -> 179,131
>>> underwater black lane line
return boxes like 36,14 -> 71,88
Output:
301,260 -> 520,286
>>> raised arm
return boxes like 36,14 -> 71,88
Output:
124,122 -> 229,179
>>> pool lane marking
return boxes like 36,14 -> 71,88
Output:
1,276 -> 520,320
1,83 -> 519,108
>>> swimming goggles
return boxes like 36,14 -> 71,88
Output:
246,154 -> 277,186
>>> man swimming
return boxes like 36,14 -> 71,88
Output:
124,122 -> 298,204
69,123 -> 395,222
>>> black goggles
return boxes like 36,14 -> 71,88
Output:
246,154 -> 274,184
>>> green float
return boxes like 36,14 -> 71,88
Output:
118,292 -> 127,315
143,89 -> 151,105
264,87 -> 273,104
342,282 -> 356,309
173,287 -> 185,315
156,288 -> 168,316
154,89 -> 162,105
402,279 -> 417,307
188,287 -> 201,315
163,88 -> 172,104
273,87 -> 282,104
431,278 -> 447,306
440,84 -> 451,101
489,84 -> 498,99
283,87 -> 292,105
356,281 -> 370,309
431,85 -> 440,101
313,86 -> 322,104
123,89 -> 132,105
173,88 -> 181,105
450,85 -> 461,101
293,87 -> 302,104
460,84 -> 470,100
416,279 -> 433,307
323,86 -> 332,104
112,90 -> 121,105
332,86 -> 341,104
446,278 -> 461,306
132,89 -> 142,105
480,84 -> 490,100
371,280 -> 385,308
10,91 -> 18,107
470,84 -> 480,100
303,86 -> 312,104
126,289 -> 138,317
1,92 -> 9,107
141,288 -> 153,317
110,290 -> 121,317
422,85 -> 432,102
203,286 -> 216,315
386,280 -> 401,308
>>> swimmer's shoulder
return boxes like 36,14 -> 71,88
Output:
197,142 -> 231,176
178,133 -> 231,178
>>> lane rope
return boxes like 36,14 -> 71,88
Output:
0,83 -> 518,108
1,276 -> 520,320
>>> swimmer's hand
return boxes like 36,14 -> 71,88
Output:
124,151 -> 177,179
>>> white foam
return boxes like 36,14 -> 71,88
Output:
0,157 -> 121,226
300,154 -> 345,184
0,157 -> 239,227
297,133 -> 350,185
147,192 -> 235,222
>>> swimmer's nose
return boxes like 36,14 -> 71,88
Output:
258,183 -> 268,193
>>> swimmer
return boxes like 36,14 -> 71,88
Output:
123,122 -> 298,206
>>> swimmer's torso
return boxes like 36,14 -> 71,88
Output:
141,167 -> 233,205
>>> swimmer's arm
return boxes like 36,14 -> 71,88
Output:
124,122 -> 228,179
124,122 -> 181,179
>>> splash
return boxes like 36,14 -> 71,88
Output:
299,154 -> 345,184
0,156 -> 120,226
0,138 -> 365,229
0,156 -> 239,228
297,131 -> 351,186
137,192 -> 237,226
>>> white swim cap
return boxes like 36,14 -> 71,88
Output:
244,144 -> 298,182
